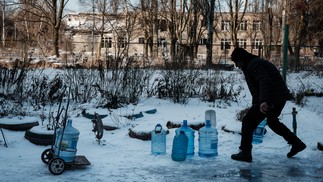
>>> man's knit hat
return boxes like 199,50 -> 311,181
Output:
231,47 -> 257,62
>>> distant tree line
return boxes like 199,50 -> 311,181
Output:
0,0 -> 322,68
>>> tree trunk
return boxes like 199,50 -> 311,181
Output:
53,0 -> 65,58
53,27 -> 60,58
206,0 -> 215,67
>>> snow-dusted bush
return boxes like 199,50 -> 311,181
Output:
156,69 -> 201,104
198,70 -> 244,104
2,62 -> 322,117
94,57 -> 153,108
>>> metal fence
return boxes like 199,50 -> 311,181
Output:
0,41 -> 322,116
1,41 -> 322,72
0,41 -> 322,69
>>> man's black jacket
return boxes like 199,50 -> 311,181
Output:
241,58 -> 292,106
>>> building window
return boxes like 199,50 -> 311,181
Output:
189,20 -> 196,38
118,37 -> 127,48
159,19 -> 167,32
138,37 -> 145,44
253,20 -> 261,31
239,20 -> 247,31
202,17 -> 207,27
101,37 -> 112,48
237,39 -> 247,49
221,39 -> 231,50
200,38 -> 208,45
221,21 -> 230,31
157,38 -> 166,47
252,39 -> 262,49
147,37 -> 153,47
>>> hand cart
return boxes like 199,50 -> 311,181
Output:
41,89 -> 90,175
41,119 -> 91,175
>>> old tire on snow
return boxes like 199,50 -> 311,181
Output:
24,130 -> 54,146
0,121 -> 39,131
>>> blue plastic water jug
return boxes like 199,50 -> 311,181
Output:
171,131 -> 188,161
175,120 -> 195,156
205,110 -> 216,127
151,124 -> 166,155
54,119 -> 80,162
198,120 -> 218,157
252,119 -> 267,144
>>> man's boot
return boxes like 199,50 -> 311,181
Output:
231,150 -> 252,163
287,139 -> 306,158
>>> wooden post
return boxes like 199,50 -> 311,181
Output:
292,107 -> 297,136
0,128 -> 7,147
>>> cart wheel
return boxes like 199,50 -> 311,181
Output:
48,158 -> 65,175
92,113 -> 104,140
41,148 -> 54,164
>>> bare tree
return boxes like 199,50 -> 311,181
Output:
289,0 -> 323,70
136,0 -> 217,67
246,0 -> 277,59
221,0 -> 248,47
260,0 -> 273,59
1,0 -> 16,48
307,0 -> 323,53
78,0 -> 118,60
17,0 -> 69,58
157,0 -> 199,65
162,0 -> 181,62
184,1 -> 210,66
133,0 -> 161,61
264,0 -> 286,64
95,0 -> 108,59
202,0 -> 216,67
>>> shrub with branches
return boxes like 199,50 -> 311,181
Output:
95,57 -> 152,109
64,68 -> 99,104
288,71 -> 323,106
156,68 -> 202,104
27,74 -> 49,109
199,70 -> 243,105
0,61 -> 28,101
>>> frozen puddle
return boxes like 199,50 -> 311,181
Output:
146,157 -> 323,182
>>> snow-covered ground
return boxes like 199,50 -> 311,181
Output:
0,69 -> 322,181
0,93 -> 322,181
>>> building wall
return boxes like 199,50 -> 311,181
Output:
64,12 -> 270,66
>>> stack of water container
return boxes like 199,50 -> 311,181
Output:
54,119 -> 80,162
252,118 -> 267,144
151,124 -> 166,155
171,130 -> 188,161
199,109 -> 218,157
198,119 -> 218,158
151,110 -> 219,161
172,120 -> 195,161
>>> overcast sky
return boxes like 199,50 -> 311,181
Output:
64,0 -> 140,14
65,0 -> 83,13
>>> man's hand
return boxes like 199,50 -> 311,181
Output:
260,102 -> 269,114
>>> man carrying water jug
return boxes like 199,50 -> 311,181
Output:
230,47 -> 306,163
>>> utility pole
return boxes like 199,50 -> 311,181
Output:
92,0 -> 95,63
282,0 -> 289,82
206,0 -> 215,67
152,0 -> 158,60
292,107 -> 298,136
2,0 -> 5,47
